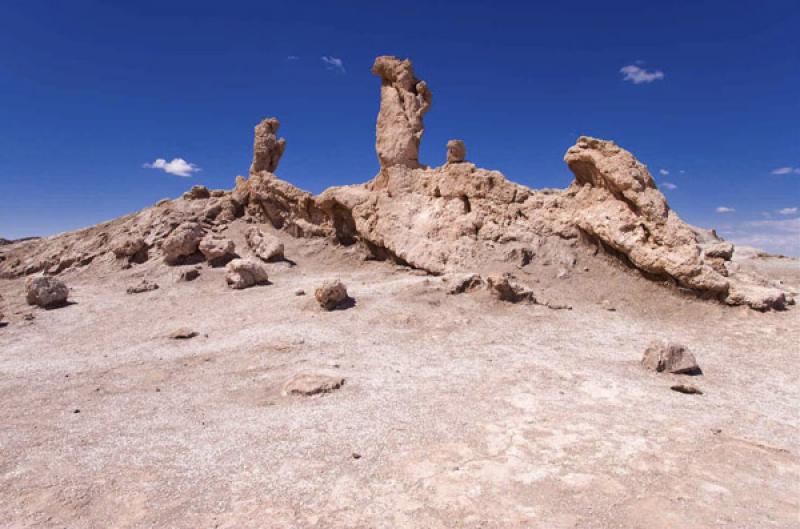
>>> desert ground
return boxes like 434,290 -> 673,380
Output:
1,224 -> 798,529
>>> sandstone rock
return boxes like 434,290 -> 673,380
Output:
282,373 -> 345,396
314,280 -> 349,310
225,259 -> 269,289
25,276 -> 69,308
372,56 -> 431,169
249,118 -> 286,174
162,223 -> 204,265
704,241 -> 734,260
445,273 -> 484,294
670,383 -> 703,395
245,227 -> 284,262
486,274 -> 536,303
112,236 -> 147,263
184,185 -> 210,200
725,283 -> 786,311
168,328 -> 197,340
178,268 -> 200,282
199,234 -> 236,266
446,139 -> 466,164
565,136 -> 729,295
126,280 -> 159,294
641,340 -> 700,375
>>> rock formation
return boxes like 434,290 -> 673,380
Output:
0,55 -> 792,312
372,56 -> 431,169
245,227 -> 284,262
641,340 -> 700,375
249,118 -> 286,174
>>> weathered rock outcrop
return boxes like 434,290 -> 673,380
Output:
162,222 -> 205,265
446,140 -> 466,164
249,118 -> 286,174
198,235 -> 236,266
372,56 -> 431,169
245,227 -> 284,262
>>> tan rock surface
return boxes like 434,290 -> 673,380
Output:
249,117 -> 286,174
224,258 -> 269,289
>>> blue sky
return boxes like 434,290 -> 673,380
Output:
1,0 -> 798,254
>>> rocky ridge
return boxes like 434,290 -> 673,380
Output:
0,56 -> 791,311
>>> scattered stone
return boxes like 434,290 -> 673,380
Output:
486,274 -> 535,303
641,340 -> 701,375
445,273 -> 485,295
199,234 -> 237,266
169,328 -> 198,340
352,452 -> 362,460
162,222 -> 204,265
250,117 -> 286,174
670,384 -> 703,395
225,259 -> 269,289
295,289 -> 306,296
282,373 -> 345,396
126,279 -> 159,294
25,276 -> 69,308
601,299 -> 616,311
314,280 -> 349,310
73,409 -> 80,414
22,313 -> 35,321
178,268 -> 200,282
446,139 -> 466,164
245,227 -> 284,262
556,268 -> 570,279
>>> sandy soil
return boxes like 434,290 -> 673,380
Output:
1,226 -> 798,528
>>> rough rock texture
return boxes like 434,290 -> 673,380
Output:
446,139 -> 466,164
25,276 -> 69,308
372,56 -> 431,169
282,374 -> 345,396
162,223 -> 205,265
314,280 -> 349,310
224,259 -> 269,290
641,340 -> 700,375
245,227 -> 284,262
249,118 -> 286,174
198,235 -> 236,266
486,274 -> 536,303
183,185 -> 210,200
445,273 -> 484,294
565,136 -> 728,295
112,236 -> 147,263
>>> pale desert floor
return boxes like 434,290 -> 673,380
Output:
1,234 -> 799,528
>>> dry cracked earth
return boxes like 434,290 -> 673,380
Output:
1,228 -> 799,529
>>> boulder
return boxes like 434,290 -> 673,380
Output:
446,139 -> 466,164
25,276 -> 69,308
178,268 -> 200,282
250,117 -> 286,174
725,283 -> 787,311
198,234 -> 236,266
225,259 -> 269,289
372,56 -> 431,169
486,274 -> 535,303
245,227 -> 284,262
282,373 -> 345,396
162,223 -> 204,265
314,280 -> 349,310
641,340 -> 700,375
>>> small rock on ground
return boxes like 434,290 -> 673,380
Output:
642,340 -> 701,375
282,374 -> 345,396
168,328 -> 198,340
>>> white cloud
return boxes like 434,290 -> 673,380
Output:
659,169 -> 669,176
778,207 -> 798,215
286,55 -> 299,61
321,55 -> 345,73
620,64 -> 665,84
143,158 -> 200,177
721,217 -> 800,256
716,206 -> 735,213
679,170 -> 686,174
662,182 -> 677,190
771,166 -> 800,175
